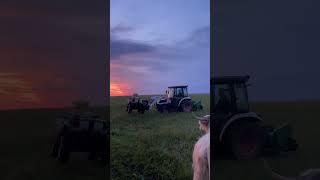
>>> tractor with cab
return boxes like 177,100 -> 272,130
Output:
211,76 -> 298,160
156,85 -> 196,112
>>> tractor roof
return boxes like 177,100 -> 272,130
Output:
168,85 -> 188,88
211,76 -> 250,84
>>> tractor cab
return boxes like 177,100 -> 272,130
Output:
166,85 -> 189,107
157,85 -> 193,112
211,76 -> 255,139
212,76 -> 250,117
166,85 -> 189,98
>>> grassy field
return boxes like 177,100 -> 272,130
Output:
110,94 -> 210,179
0,107 -> 107,180
214,102 -> 320,180
111,98 -> 320,180
2,100 -> 320,179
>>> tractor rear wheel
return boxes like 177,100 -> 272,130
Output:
57,135 -> 70,163
181,100 -> 192,112
225,121 -> 264,160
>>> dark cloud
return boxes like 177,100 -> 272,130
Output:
180,26 -> 210,47
111,24 -> 134,34
110,38 -> 156,60
110,25 -> 210,64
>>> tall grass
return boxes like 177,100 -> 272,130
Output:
110,94 -> 210,179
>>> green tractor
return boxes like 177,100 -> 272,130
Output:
156,85 -> 203,112
211,76 -> 298,159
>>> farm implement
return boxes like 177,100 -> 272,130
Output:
126,94 -> 150,114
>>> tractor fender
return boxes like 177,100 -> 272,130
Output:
219,112 -> 262,141
178,97 -> 192,107
157,98 -> 169,105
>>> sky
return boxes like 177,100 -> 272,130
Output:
0,0 -> 107,110
110,0 -> 210,96
4,0 -> 318,109
214,0 -> 320,101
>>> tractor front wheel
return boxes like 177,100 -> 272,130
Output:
226,121 -> 264,160
127,104 -> 132,113
157,104 -> 164,113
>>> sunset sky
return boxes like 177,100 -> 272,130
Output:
110,0 -> 210,96
0,0 -> 106,110
3,0 -> 320,110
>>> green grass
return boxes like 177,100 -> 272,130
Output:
112,99 -> 320,179
214,102 -> 320,180
110,94 -> 210,180
0,107 -> 107,180
2,100 -> 319,179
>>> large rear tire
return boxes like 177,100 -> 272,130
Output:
225,121 -> 264,160
181,100 -> 192,112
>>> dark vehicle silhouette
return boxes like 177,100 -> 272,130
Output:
211,76 -> 298,159
51,103 -> 107,165
126,94 -> 149,114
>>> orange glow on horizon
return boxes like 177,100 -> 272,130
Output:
0,72 -> 41,109
110,82 -> 132,96
110,61 -> 134,96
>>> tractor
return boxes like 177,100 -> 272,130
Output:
51,101 -> 107,165
211,76 -> 298,160
126,93 -> 149,114
156,85 -> 194,112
